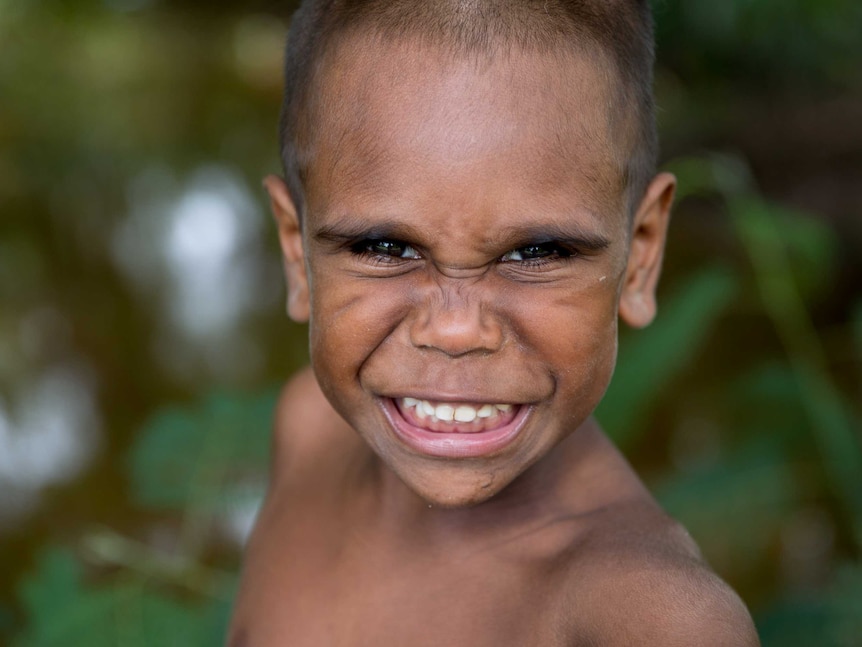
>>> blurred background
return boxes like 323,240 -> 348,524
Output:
1,0 -> 861,644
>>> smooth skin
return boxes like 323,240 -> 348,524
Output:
229,35 -> 759,646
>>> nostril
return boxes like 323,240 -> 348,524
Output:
408,302 -> 504,357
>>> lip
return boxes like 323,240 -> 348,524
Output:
380,397 -> 531,459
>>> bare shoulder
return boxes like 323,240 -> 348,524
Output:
267,365 -> 363,487
565,501 -> 759,646
228,367 -> 364,645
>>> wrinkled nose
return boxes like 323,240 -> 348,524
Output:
409,290 -> 504,357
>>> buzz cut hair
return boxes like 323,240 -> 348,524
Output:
278,0 -> 658,220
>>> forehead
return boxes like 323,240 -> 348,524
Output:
304,33 -> 626,229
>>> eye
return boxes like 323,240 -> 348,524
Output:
499,243 -> 572,263
353,239 -> 421,260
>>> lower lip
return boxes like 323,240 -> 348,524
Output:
380,398 -> 531,459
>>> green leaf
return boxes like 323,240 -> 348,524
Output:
734,200 -> 838,300
730,195 -> 862,549
16,549 -> 85,641
14,547 -> 237,647
853,300 -> 862,359
727,362 -> 811,449
129,389 -> 278,510
757,562 -> 862,647
666,152 -> 759,201
597,265 -> 739,449
129,406 -> 201,508
654,438 -> 799,577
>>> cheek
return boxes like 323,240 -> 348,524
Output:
508,279 -> 619,343
504,283 -> 620,387
308,268 -> 410,368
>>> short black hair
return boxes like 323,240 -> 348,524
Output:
279,0 -> 658,219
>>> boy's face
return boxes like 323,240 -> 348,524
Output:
268,36 -> 674,507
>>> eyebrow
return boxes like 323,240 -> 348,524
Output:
312,217 -> 422,246
497,223 -> 612,253
312,214 -> 612,252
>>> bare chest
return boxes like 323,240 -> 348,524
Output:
231,498 -> 574,647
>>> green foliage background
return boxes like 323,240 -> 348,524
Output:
1,0 -> 861,644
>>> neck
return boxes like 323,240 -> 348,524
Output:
371,417 -> 629,545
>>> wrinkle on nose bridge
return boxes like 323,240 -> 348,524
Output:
435,274 -> 478,309
409,266 -> 504,356
431,257 -> 495,281
428,260 -> 495,310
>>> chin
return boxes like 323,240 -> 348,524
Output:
421,492 -> 497,510
423,490 -> 494,509
398,465 -> 515,509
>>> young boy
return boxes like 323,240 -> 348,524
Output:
230,1 -> 759,644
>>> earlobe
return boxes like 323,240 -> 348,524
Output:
618,172 -> 676,329
264,174 -> 310,323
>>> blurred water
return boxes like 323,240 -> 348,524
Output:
0,363 -> 100,524
0,2 -> 308,630
111,165 -> 273,384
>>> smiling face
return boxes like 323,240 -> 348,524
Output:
268,35 -> 675,508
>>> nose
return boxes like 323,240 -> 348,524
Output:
408,286 -> 504,357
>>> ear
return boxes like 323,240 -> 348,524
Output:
264,174 -> 310,323
618,172 -> 676,329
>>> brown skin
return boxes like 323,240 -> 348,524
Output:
229,36 -> 759,646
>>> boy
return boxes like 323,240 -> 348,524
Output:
230,0 -> 759,644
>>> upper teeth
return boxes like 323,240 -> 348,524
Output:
401,398 -> 513,423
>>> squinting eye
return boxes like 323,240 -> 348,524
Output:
499,244 -> 568,262
364,240 -> 421,259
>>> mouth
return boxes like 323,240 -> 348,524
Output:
397,397 -> 517,431
381,396 -> 530,459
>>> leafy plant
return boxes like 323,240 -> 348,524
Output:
597,265 -> 739,449
14,548 -> 233,647
14,389 -> 277,646
758,563 -> 862,647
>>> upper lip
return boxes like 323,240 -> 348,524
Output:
383,394 -> 526,405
